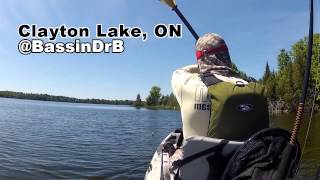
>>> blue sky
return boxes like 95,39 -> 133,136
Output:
0,0 -> 318,100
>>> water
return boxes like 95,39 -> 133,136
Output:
271,114 -> 320,177
0,98 -> 181,179
0,97 -> 319,179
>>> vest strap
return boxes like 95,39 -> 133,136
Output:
200,73 -> 222,87
172,139 -> 229,169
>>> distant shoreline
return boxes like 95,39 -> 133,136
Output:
137,105 -> 179,111
0,91 -> 178,111
0,91 -> 134,106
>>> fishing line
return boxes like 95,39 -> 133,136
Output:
294,0 -> 320,177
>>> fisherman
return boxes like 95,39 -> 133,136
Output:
172,33 -> 269,140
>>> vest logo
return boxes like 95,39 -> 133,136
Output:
238,104 -> 253,112
194,103 -> 211,111
194,86 -> 210,103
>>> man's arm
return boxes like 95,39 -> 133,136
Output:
171,65 -> 199,106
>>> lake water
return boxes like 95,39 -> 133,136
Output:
0,97 -> 318,179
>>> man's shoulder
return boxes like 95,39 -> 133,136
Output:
172,64 -> 201,82
173,64 -> 198,73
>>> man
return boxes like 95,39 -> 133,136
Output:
172,33 -> 268,140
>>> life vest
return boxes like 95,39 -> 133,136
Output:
205,75 -> 270,141
171,65 -> 249,139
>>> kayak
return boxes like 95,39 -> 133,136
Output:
144,129 -> 244,180
144,128 -> 306,180
145,131 -> 181,180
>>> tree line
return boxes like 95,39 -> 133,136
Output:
0,91 -> 133,105
134,86 -> 179,110
0,89 -> 178,109
260,34 -> 320,112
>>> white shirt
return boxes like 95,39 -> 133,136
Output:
171,64 -> 248,139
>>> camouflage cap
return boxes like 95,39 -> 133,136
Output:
196,33 -> 232,75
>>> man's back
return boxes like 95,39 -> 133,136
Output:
172,64 -> 248,139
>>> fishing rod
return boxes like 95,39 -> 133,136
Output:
159,0 -> 199,40
275,0 -> 314,179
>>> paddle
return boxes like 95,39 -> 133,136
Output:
159,0 -> 199,40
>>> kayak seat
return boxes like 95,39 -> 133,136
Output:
175,136 -> 243,180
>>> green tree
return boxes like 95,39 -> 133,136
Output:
260,62 -> 277,101
159,95 -> 169,106
273,47 -> 298,110
277,60 -> 296,108
277,49 -> 291,71
262,34 -> 320,111
231,62 -> 256,82
311,34 -> 320,100
262,62 -> 271,83
291,39 -> 307,103
167,93 -> 179,108
146,86 -> 161,106
268,71 -> 277,101
134,94 -> 142,107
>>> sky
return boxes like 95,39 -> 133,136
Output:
0,0 -> 319,100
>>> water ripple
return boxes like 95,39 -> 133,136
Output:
0,98 -> 181,179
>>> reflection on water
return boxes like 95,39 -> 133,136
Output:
0,97 -> 318,179
271,114 -> 320,177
